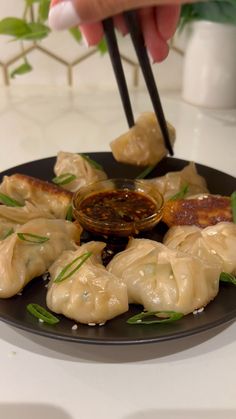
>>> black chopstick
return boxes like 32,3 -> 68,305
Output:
124,10 -> 173,156
102,18 -> 135,128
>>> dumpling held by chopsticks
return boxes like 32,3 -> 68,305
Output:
110,112 -> 176,167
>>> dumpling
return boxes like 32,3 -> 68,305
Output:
164,222 -> 236,275
110,112 -> 176,166
0,218 -> 81,298
147,163 -> 208,201
0,218 -> 18,240
162,194 -> 232,227
54,151 -> 107,192
0,174 -> 72,219
47,241 -> 128,324
107,238 -> 221,315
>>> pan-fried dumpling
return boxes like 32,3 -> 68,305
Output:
47,241 -> 128,324
54,151 -> 107,192
107,238 -> 221,315
147,163 -> 208,201
0,174 -> 72,219
0,218 -> 18,240
0,218 -> 81,298
164,222 -> 236,275
110,112 -> 176,167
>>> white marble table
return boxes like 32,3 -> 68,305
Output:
0,86 -> 235,419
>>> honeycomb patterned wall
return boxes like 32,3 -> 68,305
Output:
0,4 -> 184,89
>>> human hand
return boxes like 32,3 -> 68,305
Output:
49,0 -> 183,62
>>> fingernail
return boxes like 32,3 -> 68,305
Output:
81,33 -> 89,48
49,1 -> 80,31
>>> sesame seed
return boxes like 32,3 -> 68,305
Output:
107,249 -> 114,255
88,322 -> 96,326
39,318 -> 44,323
17,292 -> 22,296
137,319 -> 142,323
139,270 -> 145,277
197,307 -> 204,313
99,322 -> 105,326
72,324 -> 78,330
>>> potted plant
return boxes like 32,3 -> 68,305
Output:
179,1 -> 236,109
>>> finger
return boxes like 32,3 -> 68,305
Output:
155,5 -> 181,41
139,7 -> 169,63
49,0 -> 186,30
113,14 -> 128,37
80,22 -> 103,46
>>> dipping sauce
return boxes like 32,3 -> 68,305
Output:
80,190 -> 157,223
73,178 -> 164,237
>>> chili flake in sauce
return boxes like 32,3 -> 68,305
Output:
80,190 -> 157,223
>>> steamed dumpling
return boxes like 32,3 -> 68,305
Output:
0,218 -> 81,298
0,174 -> 72,219
47,241 -> 128,324
0,201 -> 55,239
110,112 -> 176,166
147,163 -> 208,201
107,238 -> 221,315
164,222 -> 236,275
54,151 -> 107,192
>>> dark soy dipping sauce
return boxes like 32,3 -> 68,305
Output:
80,190 -> 157,223
79,189 -> 165,265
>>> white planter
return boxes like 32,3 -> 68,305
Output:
182,21 -> 236,109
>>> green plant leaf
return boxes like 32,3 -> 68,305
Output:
69,27 -> 82,42
180,1 -> 236,30
10,60 -> 33,78
97,38 -> 107,55
38,0 -> 50,22
19,22 -> 50,40
0,17 -> 30,37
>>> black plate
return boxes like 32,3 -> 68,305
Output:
0,153 -> 235,345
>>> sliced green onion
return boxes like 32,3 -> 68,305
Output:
54,251 -> 92,283
52,173 -> 77,186
127,310 -> 184,325
80,154 -> 103,171
27,303 -> 59,325
230,191 -> 236,223
169,184 -> 189,201
0,193 -> 23,207
66,204 -> 74,221
1,227 -> 14,240
17,232 -> 49,243
220,272 -> 236,286
136,164 -> 157,179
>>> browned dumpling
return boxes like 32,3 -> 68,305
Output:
110,112 -> 176,166
0,174 -> 72,219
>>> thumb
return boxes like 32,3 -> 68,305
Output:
49,0 -> 177,30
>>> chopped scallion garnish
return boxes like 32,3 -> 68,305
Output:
54,251 -> 92,283
0,193 -> 23,207
127,310 -> 184,325
80,154 -> 103,171
1,228 -> 14,240
27,303 -> 59,325
230,191 -> 236,223
17,233 -> 49,243
66,204 -> 74,221
169,184 -> 189,201
52,173 -> 77,186
220,272 -> 236,286
136,164 -> 157,179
